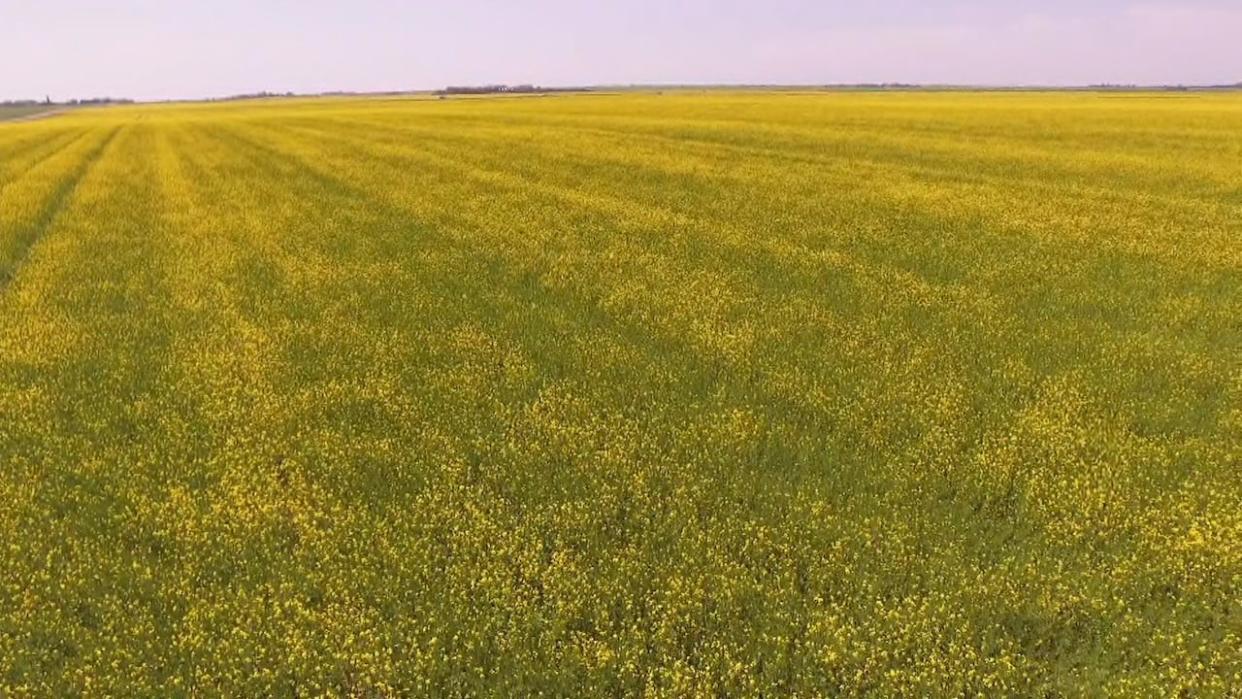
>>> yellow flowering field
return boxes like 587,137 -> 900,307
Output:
0,91 -> 1239,695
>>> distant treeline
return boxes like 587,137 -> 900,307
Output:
1,97 -> 133,107
211,91 -> 298,102
436,84 -> 590,96
1089,83 -> 1242,91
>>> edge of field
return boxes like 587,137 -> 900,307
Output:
0,107 -> 72,123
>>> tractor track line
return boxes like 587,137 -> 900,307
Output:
0,126 -> 123,292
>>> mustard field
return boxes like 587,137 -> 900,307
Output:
0,92 -> 1239,695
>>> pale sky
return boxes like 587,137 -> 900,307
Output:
1,1 -> 1239,101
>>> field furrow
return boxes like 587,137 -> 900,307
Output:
0,128 -> 121,285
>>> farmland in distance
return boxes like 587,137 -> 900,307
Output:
0,91 -> 1239,695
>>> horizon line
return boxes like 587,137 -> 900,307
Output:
7,80 -> 1242,106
